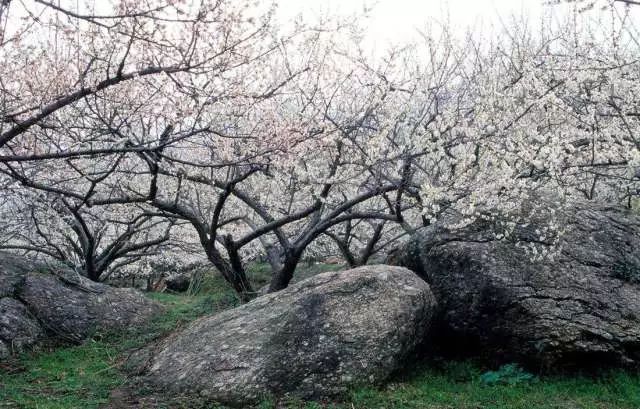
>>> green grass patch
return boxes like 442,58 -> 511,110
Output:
265,361 -> 640,409
0,341 -> 120,409
0,292 -> 231,409
340,362 -> 640,409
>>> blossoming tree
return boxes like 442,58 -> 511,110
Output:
1,0 -> 639,300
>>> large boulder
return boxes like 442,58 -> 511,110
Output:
0,252 -> 42,298
18,272 -> 163,343
134,265 -> 435,405
0,253 -> 162,358
389,201 -> 640,369
0,298 -> 43,358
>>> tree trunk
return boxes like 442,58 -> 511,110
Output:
207,247 -> 255,302
268,249 -> 302,293
356,222 -> 385,266
86,262 -> 101,282
264,243 -> 284,274
336,241 -> 357,268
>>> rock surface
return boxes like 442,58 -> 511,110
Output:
0,297 -> 43,358
0,252 -> 162,358
389,201 -> 640,368
134,265 -> 435,405
164,273 -> 191,292
0,252 -> 41,298
19,272 -> 163,343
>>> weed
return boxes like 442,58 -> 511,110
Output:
479,363 -> 537,386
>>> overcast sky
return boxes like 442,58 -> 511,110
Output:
275,0 -> 640,51
6,0 -> 639,53
276,0 -> 547,46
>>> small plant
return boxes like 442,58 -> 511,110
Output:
480,363 -> 537,386
442,360 -> 481,382
186,269 -> 205,296
612,261 -> 640,284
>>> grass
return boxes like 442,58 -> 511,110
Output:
338,363 -> 640,409
2,263 -> 640,408
0,265 -> 258,409
0,292 -> 227,409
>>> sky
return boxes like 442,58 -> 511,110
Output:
5,0 -> 639,54
5,0 -> 547,55
276,0 -> 547,47
275,0 -> 640,51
